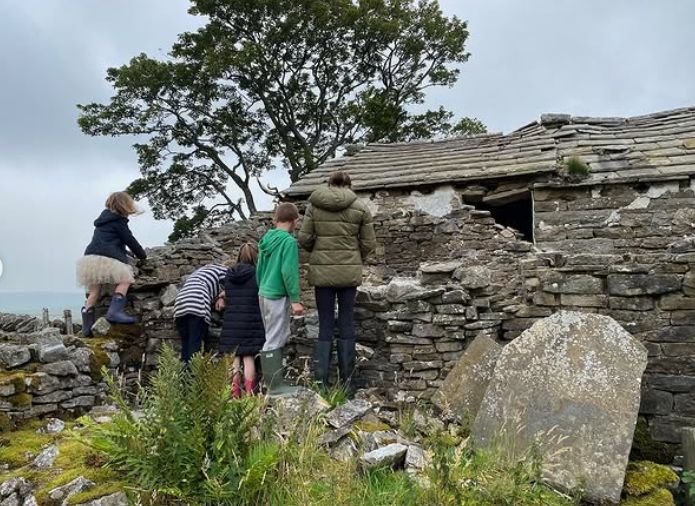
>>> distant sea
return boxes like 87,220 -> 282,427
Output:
0,291 -> 84,319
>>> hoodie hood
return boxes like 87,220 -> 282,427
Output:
309,187 -> 357,212
258,228 -> 293,255
94,209 -> 127,227
227,262 -> 255,284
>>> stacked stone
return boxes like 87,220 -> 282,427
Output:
534,180 -> 695,254
0,313 -> 41,333
0,328 -> 119,424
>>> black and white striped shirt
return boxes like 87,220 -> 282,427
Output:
174,264 -> 228,323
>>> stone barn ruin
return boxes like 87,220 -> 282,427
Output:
279,106 -> 695,461
11,106 -> 690,464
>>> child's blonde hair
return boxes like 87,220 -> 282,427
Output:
106,192 -> 139,216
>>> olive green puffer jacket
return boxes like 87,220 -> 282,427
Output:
298,187 -> 376,287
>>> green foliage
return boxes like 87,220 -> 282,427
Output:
564,156 -> 590,179
317,383 -> 349,409
423,433 -> 577,506
81,345 -> 278,505
683,470 -> 695,501
78,0 -> 484,238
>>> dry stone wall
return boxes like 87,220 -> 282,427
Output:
0,327 -> 119,427
76,184 -> 695,461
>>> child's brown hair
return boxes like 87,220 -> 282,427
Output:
328,170 -> 351,188
106,191 -> 139,216
237,242 -> 259,265
274,202 -> 299,223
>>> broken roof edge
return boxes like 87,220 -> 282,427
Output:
283,165 -> 559,198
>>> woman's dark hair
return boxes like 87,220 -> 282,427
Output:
328,171 -> 351,188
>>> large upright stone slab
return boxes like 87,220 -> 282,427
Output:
472,311 -> 647,504
431,335 -> 501,422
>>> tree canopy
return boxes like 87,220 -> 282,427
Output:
78,0 -> 485,240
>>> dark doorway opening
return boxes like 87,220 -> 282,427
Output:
474,191 -> 534,242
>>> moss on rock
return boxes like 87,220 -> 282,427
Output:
0,371 -> 28,394
0,412 -> 14,433
621,488 -> 675,506
354,421 -> 392,433
7,392 -> 32,408
623,461 -> 679,496
630,417 -> 676,464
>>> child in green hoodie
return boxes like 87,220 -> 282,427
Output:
256,203 -> 305,394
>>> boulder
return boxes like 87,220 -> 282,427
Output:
74,492 -> 128,506
48,476 -> 95,505
454,266 -> 491,290
0,478 -> 31,498
432,335 -> 501,422
38,418 -> 65,434
38,361 -> 78,377
385,278 -> 444,303
360,443 -> 408,469
472,311 -> 647,504
22,496 -> 38,506
160,284 -> 179,307
31,445 -> 59,469
36,343 -> 68,364
326,399 -> 372,429
91,318 -> 111,337
266,387 -> 330,434
0,345 -> 31,369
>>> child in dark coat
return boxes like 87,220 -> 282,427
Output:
219,243 -> 265,398
76,191 -> 147,336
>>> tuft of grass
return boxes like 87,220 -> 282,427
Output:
564,156 -> 590,178
317,383 -> 349,409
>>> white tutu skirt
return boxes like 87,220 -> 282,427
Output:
76,255 -> 135,287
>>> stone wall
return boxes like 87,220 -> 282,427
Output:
79,182 -> 695,460
0,327 -> 119,427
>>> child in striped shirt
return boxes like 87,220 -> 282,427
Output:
173,263 -> 229,362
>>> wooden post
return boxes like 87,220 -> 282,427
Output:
42,308 -> 49,327
64,310 -> 74,336
683,428 -> 695,506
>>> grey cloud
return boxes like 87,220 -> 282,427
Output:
1,0 -> 694,292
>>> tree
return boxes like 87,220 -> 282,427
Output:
78,0 -> 485,240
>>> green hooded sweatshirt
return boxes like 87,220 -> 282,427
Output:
256,228 -> 301,302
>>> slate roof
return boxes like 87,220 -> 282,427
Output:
284,106 -> 695,196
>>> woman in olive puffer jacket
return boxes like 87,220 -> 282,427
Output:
298,171 -> 376,394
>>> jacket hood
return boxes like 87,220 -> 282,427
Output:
227,262 -> 255,284
309,187 -> 357,212
94,209 -> 127,227
258,228 -> 293,255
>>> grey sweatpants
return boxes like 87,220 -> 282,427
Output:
259,296 -> 291,352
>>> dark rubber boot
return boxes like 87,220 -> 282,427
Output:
105,293 -> 136,324
312,340 -> 333,389
337,339 -> 357,397
81,306 -> 95,337
260,347 -> 299,396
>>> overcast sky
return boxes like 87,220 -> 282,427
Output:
0,0 -> 694,293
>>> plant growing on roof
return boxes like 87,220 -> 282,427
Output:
562,156 -> 590,181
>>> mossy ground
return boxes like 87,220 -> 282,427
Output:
0,419 -> 124,505
621,487 -> 675,506
623,460 -> 678,496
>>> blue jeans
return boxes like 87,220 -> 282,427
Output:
315,287 -> 357,342
175,314 -> 209,363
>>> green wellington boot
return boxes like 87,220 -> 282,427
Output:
260,347 -> 299,396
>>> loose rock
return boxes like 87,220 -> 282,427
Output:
360,443 -> 408,469
472,311 -> 648,504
